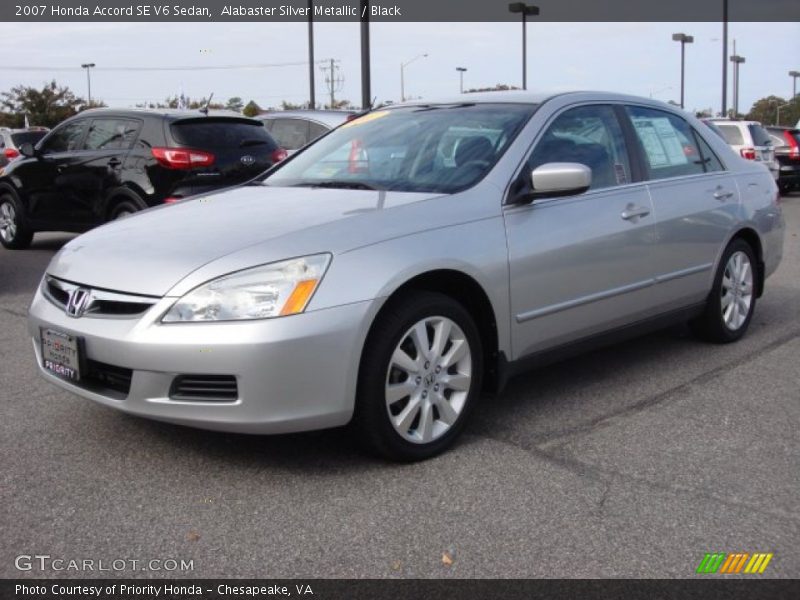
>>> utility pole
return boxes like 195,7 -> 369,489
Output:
456,67 -> 467,93
321,59 -> 343,109
721,0 -> 728,116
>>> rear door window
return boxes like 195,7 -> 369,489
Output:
748,124 -> 772,148
692,130 -> 725,172
84,119 -> 140,150
308,121 -> 329,142
269,118 -> 311,150
626,106 -> 706,180
716,124 -> 744,145
170,118 -> 277,151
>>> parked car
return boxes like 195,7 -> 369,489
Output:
28,91 -> 784,461
710,119 -> 780,181
0,109 -> 285,249
699,118 -> 727,141
0,126 -> 49,168
259,110 -> 355,153
765,126 -> 800,193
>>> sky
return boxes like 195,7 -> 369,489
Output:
0,21 -> 797,115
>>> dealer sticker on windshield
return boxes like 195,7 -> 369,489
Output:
41,328 -> 82,382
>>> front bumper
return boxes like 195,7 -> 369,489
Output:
28,285 -> 376,434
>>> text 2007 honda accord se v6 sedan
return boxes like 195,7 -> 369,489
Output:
28,91 -> 784,460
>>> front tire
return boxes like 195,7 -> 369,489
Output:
0,192 -> 33,249
108,199 -> 141,221
691,238 -> 757,343
354,292 -> 483,461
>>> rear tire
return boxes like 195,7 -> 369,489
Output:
691,238 -> 757,343
353,291 -> 483,461
108,198 -> 142,221
0,192 -> 33,250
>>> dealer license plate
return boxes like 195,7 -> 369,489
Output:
41,328 -> 82,382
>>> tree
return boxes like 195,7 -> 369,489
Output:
0,80 -> 85,128
746,95 -> 800,127
280,100 -> 304,110
136,96 -> 224,110
242,100 -> 262,117
225,97 -> 244,112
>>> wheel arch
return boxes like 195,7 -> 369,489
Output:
360,269 -> 502,393
729,227 -> 765,297
102,186 -> 148,220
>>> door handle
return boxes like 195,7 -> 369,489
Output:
621,204 -> 650,220
107,158 -> 122,168
713,186 -> 734,200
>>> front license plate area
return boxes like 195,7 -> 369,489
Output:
41,328 -> 83,382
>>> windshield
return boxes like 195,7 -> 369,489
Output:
264,103 -> 536,193
11,131 -> 48,147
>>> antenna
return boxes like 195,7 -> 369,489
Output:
200,92 -> 214,115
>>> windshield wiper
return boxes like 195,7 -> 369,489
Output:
239,139 -> 270,147
301,180 -> 381,191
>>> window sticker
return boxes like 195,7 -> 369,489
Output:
631,117 -> 688,167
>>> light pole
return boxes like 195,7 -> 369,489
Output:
790,70 -> 800,99
400,53 -> 427,102
81,62 -> 95,105
456,67 -> 467,93
508,2 -> 539,90
307,1 -> 315,109
721,0 -> 728,117
730,53 -> 745,117
671,33 -> 693,109
776,102 -> 789,126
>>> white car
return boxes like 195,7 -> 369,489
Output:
710,119 -> 780,181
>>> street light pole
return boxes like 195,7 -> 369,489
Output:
790,70 -> 800,99
730,52 -> 745,117
400,53 -> 427,102
456,67 -> 467,93
308,1 -> 315,109
360,0 -> 371,110
721,0 -> 728,116
508,3 -> 540,91
672,33 -> 694,109
81,62 -> 95,105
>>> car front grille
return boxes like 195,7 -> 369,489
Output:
43,276 -> 158,318
169,375 -> 239,402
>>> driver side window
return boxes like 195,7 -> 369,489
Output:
40,120 -> 88,154
527,105 -> 631,190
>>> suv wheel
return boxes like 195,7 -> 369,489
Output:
691,238 -> 757,343
354,292 -> 483,461
109,199 -> 141,221
0,192 -> 33,249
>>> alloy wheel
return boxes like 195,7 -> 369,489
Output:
0,201 -> 17,242
385,316 -> 472,444
721,250 -> 754,331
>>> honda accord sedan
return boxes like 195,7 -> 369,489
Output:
28,91 -> 784,461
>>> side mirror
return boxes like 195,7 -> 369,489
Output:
18,143 -> 36,158
529,162 -> 591,199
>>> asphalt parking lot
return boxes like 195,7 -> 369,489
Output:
1,192 -> 798,579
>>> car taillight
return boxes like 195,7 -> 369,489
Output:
152,147 -> 215,169
270,148 -> 288,163
163,196 -> 182,204
783,131 -> 800,160
3,148 -> 19,159
740,148 -> 757,160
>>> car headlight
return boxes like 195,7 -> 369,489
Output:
162,254 -> 331,322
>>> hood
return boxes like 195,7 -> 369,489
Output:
47,185 -> 442,296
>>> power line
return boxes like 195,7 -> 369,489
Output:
0,60 -> 333,72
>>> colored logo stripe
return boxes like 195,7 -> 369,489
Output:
696,552 -> 773,574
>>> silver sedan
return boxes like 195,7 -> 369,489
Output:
28,91 -> 784,460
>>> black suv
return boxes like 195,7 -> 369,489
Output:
0,109 -> 286,249
766,126 -> 800,193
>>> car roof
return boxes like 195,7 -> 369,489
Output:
258,109 -> 355,128
72,107 -> 262,123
